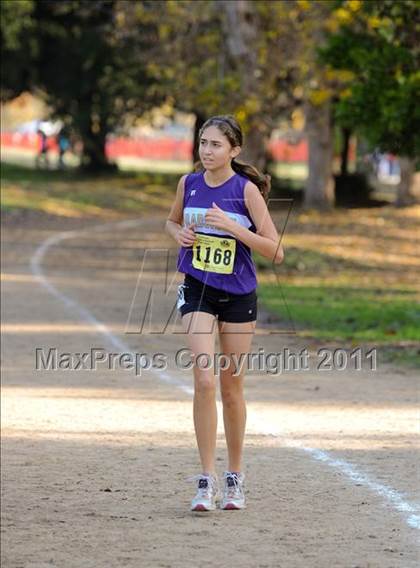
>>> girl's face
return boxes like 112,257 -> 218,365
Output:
199,125 -> 240,170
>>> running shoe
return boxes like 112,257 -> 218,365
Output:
188,473 -> 218,511
220,471 -> 246,510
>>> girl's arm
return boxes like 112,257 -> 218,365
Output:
166,219 -> 183,243
165,175 -> 196,247
205,181 -> 284,264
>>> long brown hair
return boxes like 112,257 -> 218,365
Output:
193,115 -> 271,202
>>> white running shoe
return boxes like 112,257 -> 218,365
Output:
220,471 -> 246,510
189,473 -> 218,511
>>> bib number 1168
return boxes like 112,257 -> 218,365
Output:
192,234 -> 236,274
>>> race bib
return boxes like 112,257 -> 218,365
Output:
192,234 -> 236,274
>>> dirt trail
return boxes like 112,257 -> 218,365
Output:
1,211 -> 419,568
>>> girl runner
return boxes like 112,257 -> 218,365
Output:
165,115 -> 284,511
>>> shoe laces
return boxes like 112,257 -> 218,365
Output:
222,471 -> 244,498
187,473 -> 218,498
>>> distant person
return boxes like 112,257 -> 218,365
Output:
57,127 -> 71,169
371,148 -> 381,176
387,153 -> 399,176
35,128 -> 50,169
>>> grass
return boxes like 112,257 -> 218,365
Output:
380,344 -> 420,369
252,203 -> 420,367
258,281 -> 420,343
254,248 -> 346,272
271,162 -> 307,180
1,162 -> 179,217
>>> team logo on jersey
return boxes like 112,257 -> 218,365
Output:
190,190 -> 196,196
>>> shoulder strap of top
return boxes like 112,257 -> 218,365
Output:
182,173 -> 193,209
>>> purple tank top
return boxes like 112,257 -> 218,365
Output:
176,171 -> 258,294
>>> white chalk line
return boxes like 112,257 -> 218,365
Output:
29,218 -> 420,531
30,219 -> 192,395
301,447 -> 420,531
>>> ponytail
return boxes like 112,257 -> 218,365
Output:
231,159 -> 271,203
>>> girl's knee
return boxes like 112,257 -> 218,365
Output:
194,372 -> 216,395
220,385 -> 244,406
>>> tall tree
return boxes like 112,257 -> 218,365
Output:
145,0 -> 301,171
1,0 -> 36,100
1,0 -> 164,171
321,0 -> 420,205
291,0 -> 340,210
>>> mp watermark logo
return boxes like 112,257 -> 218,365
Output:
124,197 -> 294,336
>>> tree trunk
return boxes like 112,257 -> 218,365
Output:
220,0 -> 269,172
304,99 -> 335,210
79,129 -> 110,172
79,125 -> 119,173
340,127 -> 351,176
76,99 -> 115,172
396,156 -> 418,206
238,122 -> 268,172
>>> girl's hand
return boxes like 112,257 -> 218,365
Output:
177,223 -> 196,247
205,202 -> 235,232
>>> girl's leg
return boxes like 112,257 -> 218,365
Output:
182,311 -> 218,475
217,320 -> 256,472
